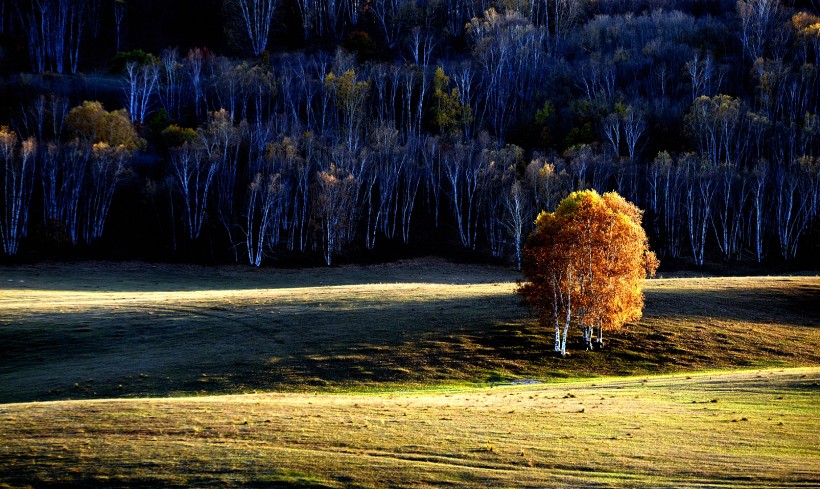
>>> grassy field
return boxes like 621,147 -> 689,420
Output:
1,369 -> 818,488
1,260 -> 819,487
0,260 -> 818,402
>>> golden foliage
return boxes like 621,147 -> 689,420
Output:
519,190 -> 658,351
432,66 -> 472,135
324,69 -> 371,111
0,125 -> 18,158
161,124 -> 198,147
0,126 -> 36,161
65,101 -> 144,151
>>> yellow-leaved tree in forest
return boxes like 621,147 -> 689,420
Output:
518,189 -> 659,356
63,101 -> 144,243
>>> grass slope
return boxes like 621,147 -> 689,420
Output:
1,261 -> 818,403
1,260 -> 819,487
1,368 -> 819,488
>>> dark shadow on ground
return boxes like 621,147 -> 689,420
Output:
4,277 -> 820,404
644,282 -> 819,326
0,259 -> 518,292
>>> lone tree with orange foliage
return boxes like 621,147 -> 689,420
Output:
518,190 -> 659,356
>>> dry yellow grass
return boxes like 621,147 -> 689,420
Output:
1,368 -> 818,488
0,261 -> 818,487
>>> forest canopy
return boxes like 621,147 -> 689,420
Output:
0,0 -> 818,267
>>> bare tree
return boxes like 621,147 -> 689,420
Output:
287,134 -> 313,252
773,164 -> 809,260
548,0 -> 586,56
404,26 -> 437,66
368,64 -> 393,127
185,48 -> 208,118
158,48 -> 184,121
295,0 -> 354,41
0,128 -> 36,255
712,166 -> 748,261
576,56 -> 617,105
738,0 -> 788,62
482,160 -> 507,258
469,9 -> 547,139
650,151 -> 685,259
211,57 -> 244,121
169,142 -> 218,241
622,105 -> 646,162
504,179 -> 530,270
686,95 -> 749,170
246,171 -> 283,266
421,134 -> 442,227
252,136 -> 298,259
683,157 -> 714,266
41,141 -> 89,244
113,0 -> 125,52
199,109 -> 245,258
241,65 -> 274,126
747,161 -> 768,262
313,164 -> 357,265
601,113 -> 621,157
83,142 -> 129,243
294,0 -> 318,39
443,141 -> 484,249
369,0 -> 412,50
685,54 -> 705,99
19,0 -> 91,73
228,0 -> 280,56
365,124 -> 404,249
18,94 -> 68,143
399,140 -> 422,244
123,60 -> 159,125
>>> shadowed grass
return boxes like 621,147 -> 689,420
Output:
0,261 -> 818,403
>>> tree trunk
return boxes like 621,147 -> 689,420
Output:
560,298 -> 571,357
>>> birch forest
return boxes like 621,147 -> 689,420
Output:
0,0 -> 818,267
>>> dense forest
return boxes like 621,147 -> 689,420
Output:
0,0 -> 818,267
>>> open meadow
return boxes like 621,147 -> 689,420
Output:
0,260 -> 819,487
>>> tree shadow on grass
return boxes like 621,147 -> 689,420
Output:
644,283 -> 820,327
0,293 -> 522,402
3,281 -> 820,404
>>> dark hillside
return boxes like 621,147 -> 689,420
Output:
0,0 -> 817,269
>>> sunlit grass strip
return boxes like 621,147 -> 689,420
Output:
0,282 -> 518,312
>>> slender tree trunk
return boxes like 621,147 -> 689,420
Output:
561,288 -> 571,357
